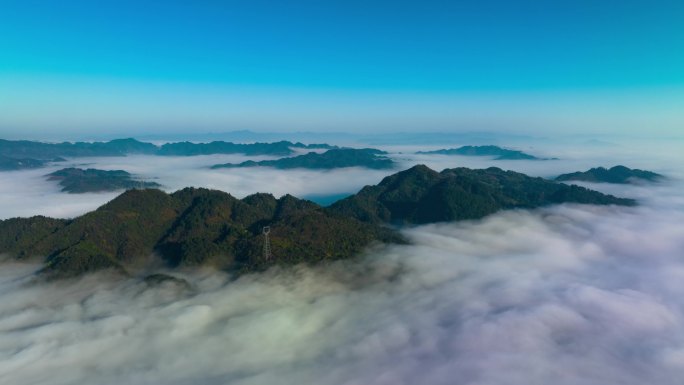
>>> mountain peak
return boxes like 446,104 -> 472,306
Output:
556,166 -> 664,184
331,165 -> 634,225
379,164 -> 440,185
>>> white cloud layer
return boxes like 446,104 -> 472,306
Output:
0,153 -> 391,219
1,191 -> 684,384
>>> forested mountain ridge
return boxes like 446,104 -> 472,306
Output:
0,165 -> 635,279
329,165 -> 635,224
0,188 -> 401,278
556,166 -> 664,184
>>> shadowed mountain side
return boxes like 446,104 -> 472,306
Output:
0,188 -> 401,279
46,168 -> 161,193
417,145 -> 544,160
329,165 -> 635,225
211,148 -> 394,170
555,165 -> 665,184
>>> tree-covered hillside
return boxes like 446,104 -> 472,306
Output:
0,165 -> 636,280
329,165 -> 635,224
0,188 -> 401,278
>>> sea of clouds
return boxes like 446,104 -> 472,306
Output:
0,137 -> 683,384
0,150 -> 393,219
0,136 -> 680,220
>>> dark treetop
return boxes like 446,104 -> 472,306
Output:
555,165 -> 664,184
417,145 -> 540,160
211,148 -> 394,170
0,165 -> 634,279
46,168 -> 161,193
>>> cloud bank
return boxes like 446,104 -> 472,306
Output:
1,138 -> 683,384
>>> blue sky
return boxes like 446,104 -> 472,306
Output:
1,0 -> 683,138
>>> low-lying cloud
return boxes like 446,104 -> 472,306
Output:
2,190 -> 684,384
1,138 -> 683,384
0,153 -> 392,219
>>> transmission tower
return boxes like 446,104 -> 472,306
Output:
262,226 -> 272,260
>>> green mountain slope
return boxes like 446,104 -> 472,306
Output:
329,165 -> 635,224
0,188 -> 400,278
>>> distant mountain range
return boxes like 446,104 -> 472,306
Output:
0,165 -> 634,280
0,154 -> 56,171
0,138 -> 337,162
134,129 -> 538,146
417,145 -> 544,160
47,168 -> 161,193
211,148 -> 394,170
0,138 -> 158,159
157,141 -> 336,156
555,166 -> 664,184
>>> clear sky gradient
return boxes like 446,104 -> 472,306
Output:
1,0 -> 683,138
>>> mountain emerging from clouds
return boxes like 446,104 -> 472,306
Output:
0,188 -> 401,279
0,165 -> 634,280
329,165 -> 634,224
157,140 -> 336,156
211,148 -> 394,170
0,138 -> 337,161
46,168 -> 161,193
417,145 -> 542,160
555,165 -> 664,184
